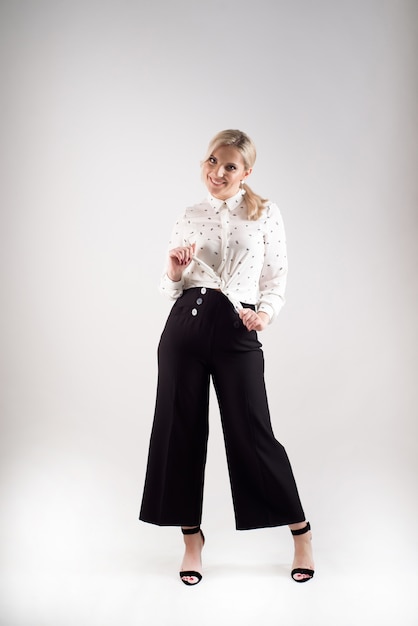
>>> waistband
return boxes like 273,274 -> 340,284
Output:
183,287 -> 255,311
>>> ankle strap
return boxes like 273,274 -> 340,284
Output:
291,522 -> 311,536
181,526 -> 201,535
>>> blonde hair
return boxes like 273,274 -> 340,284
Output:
203,129 -> 268,220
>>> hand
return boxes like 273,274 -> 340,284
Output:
239,309 -> 269,332
167,243 -> 196,281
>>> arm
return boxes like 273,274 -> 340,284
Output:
256,203 -> 288,323
239,204 -> 287,331
159,213 -> 195,299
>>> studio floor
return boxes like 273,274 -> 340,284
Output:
1,511 -> 417,626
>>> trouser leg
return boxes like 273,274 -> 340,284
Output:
139,300 -> 210,527
212,326 -> 305,530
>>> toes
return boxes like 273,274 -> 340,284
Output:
291,568 -> 314,582
182,575 -> 199,584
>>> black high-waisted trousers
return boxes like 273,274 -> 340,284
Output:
139,288 -> 305,530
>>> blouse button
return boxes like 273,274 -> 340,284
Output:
191,308 -> 198,316
200,287 -> 206,294
196,298 -> 203,305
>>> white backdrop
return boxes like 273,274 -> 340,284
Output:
1,1 -> 417,625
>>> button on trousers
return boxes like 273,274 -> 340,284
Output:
139,288 -> 305,530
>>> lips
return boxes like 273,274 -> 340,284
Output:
209,177 -> 225,186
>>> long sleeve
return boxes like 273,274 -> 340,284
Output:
256,203 -> 288,321
158,213 -> 186,300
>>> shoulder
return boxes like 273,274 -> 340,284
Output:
263,201 -> 280,215
172,199 -> 207,223
183,199 -> 211,218
260,201 -> 283,223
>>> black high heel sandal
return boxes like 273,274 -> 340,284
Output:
291,522 -> 315,583
179,526 -> 205,586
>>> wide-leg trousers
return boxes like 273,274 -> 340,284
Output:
139,287 -> 305,530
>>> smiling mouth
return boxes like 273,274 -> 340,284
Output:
209,177 -> 225,186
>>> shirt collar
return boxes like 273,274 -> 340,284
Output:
207,188 -> 246,212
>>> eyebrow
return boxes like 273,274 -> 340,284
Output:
210,154 -> 238,167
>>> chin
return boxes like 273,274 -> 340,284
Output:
210,189 -> 225,199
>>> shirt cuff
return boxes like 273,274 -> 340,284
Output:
159,273 -> 184,299
257,303 -> 275,322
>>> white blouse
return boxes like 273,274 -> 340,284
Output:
159,189 -> 288,322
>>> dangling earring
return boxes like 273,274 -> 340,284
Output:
240,180 -> 245,188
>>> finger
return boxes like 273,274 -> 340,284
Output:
238,308 -> 251,320
168,245 -> 194,267
176,250 -> 186,264
186,244 -> 195,261
169,248 -> 183,261
242,310 -> 255,322
180,246 -> 194,265
183,248 -> 192,264
243,312 -> 260,331
242,315 -> 254,330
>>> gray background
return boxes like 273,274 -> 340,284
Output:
1,1 -> 417,624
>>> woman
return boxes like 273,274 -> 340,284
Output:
139,129 -> 315,585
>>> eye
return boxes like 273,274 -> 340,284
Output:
226,164 -> 237,171
208,156 -> 216,164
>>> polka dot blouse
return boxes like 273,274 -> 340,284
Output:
160,189 -> 288,322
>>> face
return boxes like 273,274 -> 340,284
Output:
202,145 -> 252,200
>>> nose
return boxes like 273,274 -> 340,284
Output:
215,165 -> 225,178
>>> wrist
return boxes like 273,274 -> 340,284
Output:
167,271 -> 182,282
